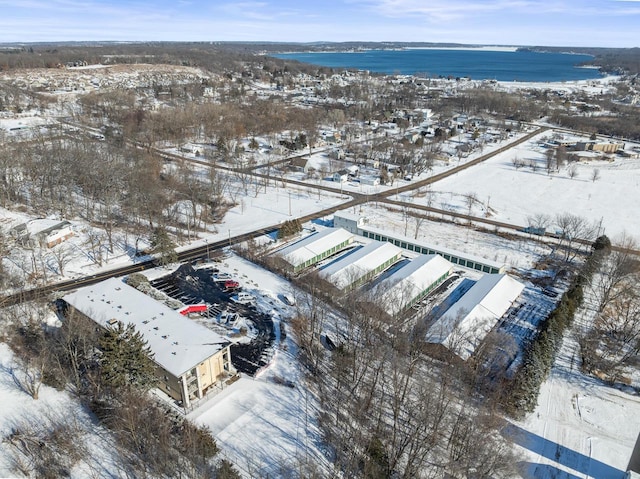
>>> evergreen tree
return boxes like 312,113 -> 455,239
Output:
150,226 -> 178,267
593,234 -> 612,253
99,321 -> 156,391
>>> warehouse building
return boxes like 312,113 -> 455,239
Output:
63,277 -> 233,409
320,241 -> 403,291
276,227 -> 355,274
425,273 -> 524,360
374,254 -> 454,317
333,210 -> 505,274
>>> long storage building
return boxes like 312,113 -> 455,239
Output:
320,241 -> 403,291
425,273 -> 524,360
276,227 -> 355,274
334,210 -> 505,274
374,254 -> 454,317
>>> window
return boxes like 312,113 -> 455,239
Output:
482,265 -> 490,273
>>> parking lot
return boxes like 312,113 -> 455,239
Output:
150,263 -> 275,375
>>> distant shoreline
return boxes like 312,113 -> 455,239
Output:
404,46 -> 518,52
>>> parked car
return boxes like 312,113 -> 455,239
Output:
213,272 -> 232,281
282,293 -> 296,306
224,280 -> 240,291
233,292 -> 256,305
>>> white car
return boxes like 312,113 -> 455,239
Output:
282,294 -> 296,306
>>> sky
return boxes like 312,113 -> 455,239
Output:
0,0 -> 639,48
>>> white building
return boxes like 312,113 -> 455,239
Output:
375,254 -> 453,317
276,227 -> 355,274
425,273 -> 524,360
63,277 -> 233,408
320,241 -> 403,291
333,209 -> 505,274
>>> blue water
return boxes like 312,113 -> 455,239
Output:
273,49 -> 601,82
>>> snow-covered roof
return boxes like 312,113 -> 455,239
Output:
63,277 -> 229,378
277,228 -> 355,267
426,273 -> 524,360
376,254 -> 453,316
321,241 -> 403,290
25,219 -> 71,236
359,223 -> 505,272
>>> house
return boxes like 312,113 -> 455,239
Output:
359,175 -> 380,186
346,165 -> 359,177
332,169 -> 349,183
10,219 -> 74,248
289,157 -> 311,174
62,278 -> 234,409
425,274 -> 524,360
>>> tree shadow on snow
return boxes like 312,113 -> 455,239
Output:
505,423 -> 626,479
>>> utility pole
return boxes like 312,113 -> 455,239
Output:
288,192 -> 292,216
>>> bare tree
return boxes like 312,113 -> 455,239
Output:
49,244 -> 74,276
591,168 -> 601,183
554,213 -> 598,262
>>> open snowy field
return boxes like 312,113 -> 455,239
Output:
512,330 -> 640,479
416,130 -> 640,243
352,203 -> 553,271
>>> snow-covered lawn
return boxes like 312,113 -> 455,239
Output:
419,131 -> 640,242
512,332 -> 640,479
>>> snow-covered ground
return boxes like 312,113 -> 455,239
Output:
412,130 -> 640,242
187,254 -> 332,478
0,179 -> 351,289
352,202 -> 553,271
0,342 -> 120,478
512,328 -> 640,479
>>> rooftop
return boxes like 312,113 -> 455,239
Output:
320,241 -> 403,290
277,227 -> 355,267
63,277 -> 229,378
376,254 -> 454,316
426,273 -> 524,360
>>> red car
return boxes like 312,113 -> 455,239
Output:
224,280 -> 240,290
